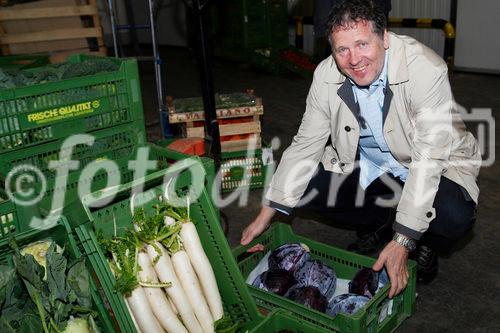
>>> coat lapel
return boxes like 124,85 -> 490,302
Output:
337,80 -> 361,124
382,85 -> 393,124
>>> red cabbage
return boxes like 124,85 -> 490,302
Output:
327,293 -> 370,317
268,243 -> 310,273
348,267 -> 379,298
293,259 -> 336,299
252,269 -> 297,296
285,285 -> 328,313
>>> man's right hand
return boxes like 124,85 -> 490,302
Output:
240,206 -> 276,252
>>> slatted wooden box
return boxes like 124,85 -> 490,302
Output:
167,91 -> 264,153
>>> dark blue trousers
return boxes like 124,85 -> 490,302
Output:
295,164 -> 476,253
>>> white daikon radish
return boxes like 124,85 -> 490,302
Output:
137,252 -> 188,333
180,221 -> 224,320
171,249 -> 214,333
146,242 -> 204,333
125,286 -> 164,333
124,298 -> 143,333
168,297 -> 178,315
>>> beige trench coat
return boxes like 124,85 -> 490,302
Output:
266,33 -> 480,239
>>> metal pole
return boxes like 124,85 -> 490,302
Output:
107,0 -> 119,57
148,0 -> 168,137
191,0 -> 221,170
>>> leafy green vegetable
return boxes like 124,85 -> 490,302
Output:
0,58 -> 119,90
98,230 -> 140,296
98,205 -> 179,295
0,240 -> 100,333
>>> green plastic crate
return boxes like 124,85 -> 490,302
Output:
0,54 -> 50,70
0,123 -> 216,228
233,223 -> 417,333
250,309 -> 330,333
221,147 -> 272,192
157,138 -> 268,193
0,123 -> 144,214
0,54 -> 144,154
66,167 -> 263,332
0,217 -> 116,332
0,188 -> 21,237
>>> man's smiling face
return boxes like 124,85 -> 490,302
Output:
331,20 -> 389,87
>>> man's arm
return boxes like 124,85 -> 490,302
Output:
376,57 -> 454,297
394,61 -> 453,239
265,60 -> 333,209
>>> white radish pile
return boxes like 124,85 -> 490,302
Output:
146,243 -> 203,333
137,252 -> 188,333
100,201 -> 229,333
180,221 -> 224,321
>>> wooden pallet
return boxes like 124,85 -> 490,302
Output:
0,0 -> 106,62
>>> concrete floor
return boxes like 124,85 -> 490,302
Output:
139,46 -> 500,332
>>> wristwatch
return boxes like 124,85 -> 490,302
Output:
392,233 -> 417,252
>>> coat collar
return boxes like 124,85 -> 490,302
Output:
324,32 -> 409,85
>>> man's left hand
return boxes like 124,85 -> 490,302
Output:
372,240 -> 409,298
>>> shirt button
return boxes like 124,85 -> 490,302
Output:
426,211 -> 433,218
331,158 -> 337,164
344,126 -> 351,132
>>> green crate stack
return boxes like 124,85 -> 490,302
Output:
250,309 -> 330,333
66,168 -> 263,332
267,0 -> 289,50
233,223 -> 417,333
1,139 -> 215,229
0,54 -> 144,154
0,216 -> 116,332
212,0 -> 288,63
0,54 -> 219,234
0,123 -> 145,219
0,188 -> 21,237
0,54 -> 50,70
220,147 -> 271,192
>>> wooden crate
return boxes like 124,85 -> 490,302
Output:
0,0 -> 106,62
167,92 -> 264,153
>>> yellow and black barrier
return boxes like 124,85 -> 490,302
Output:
388,18 -> 455,66
289,16 -> 456,66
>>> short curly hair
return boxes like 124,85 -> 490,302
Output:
326,0 -> 387,46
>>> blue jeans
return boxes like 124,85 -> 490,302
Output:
295,164 -> 476,253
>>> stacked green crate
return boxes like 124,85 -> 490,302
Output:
0,54 -> 144,154
267,0 -> 289,49
212,0 -> 288,64
67,168 -> 264,332
220,147 -> 271,192
0,53 -> 145,219
0,187 -> 20,237
0,54 -> 210,222
250,309 -> 331,333
233,223 -> 417,333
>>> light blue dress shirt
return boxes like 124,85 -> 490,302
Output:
351,51 -> 408,189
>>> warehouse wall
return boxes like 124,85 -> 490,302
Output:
99,0 -> 454,58
389,0 -> 451,58
99,0 -> 188,48
454,0 -> 500,73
